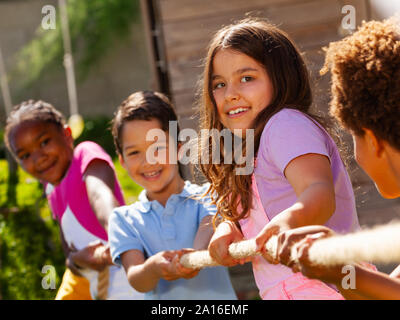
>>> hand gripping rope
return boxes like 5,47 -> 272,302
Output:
180,222 -> 400,269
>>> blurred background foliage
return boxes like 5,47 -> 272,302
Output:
0,0 -> 143,299
0,160 -> 65,299
12,0 -> 140,89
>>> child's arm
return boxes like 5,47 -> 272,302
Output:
67,159 -> 119,271
121,249 -> 200,293
58,224 -> 109,274
83,159 -> 121,231
340,265 -> 400,300
255,153 -> 335,262
69,241 -> 112,271
193,215 -> 214,250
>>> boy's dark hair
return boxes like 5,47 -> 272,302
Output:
111,91 -> 180,155
321,19 -> 400,150
4,100 -> 66,154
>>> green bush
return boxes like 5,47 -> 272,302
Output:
75,116 -> 116,158
0,206 -> 65,300
0,160 -> 65,300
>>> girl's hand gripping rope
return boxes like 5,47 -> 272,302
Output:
208,220 -> 250,267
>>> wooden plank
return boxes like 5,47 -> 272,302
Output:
172,88 -> 199,117
164,41 -> 207,65
289,20 -> 342,50
167,58 -> 203,92
162,12 -> 245,51
158,0 -> 303,22
161,0 -> 345,58
161,0 -> 368,52
164,18 -> 341,64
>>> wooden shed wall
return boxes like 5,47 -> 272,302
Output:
157,0 -> 368,129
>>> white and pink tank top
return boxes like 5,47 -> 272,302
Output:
46,141 -> 143,300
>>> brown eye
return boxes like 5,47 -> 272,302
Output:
128,151 -> 139,156
213,82 -> 225,90
40,138 -> 50,147
240,76 -> 253,83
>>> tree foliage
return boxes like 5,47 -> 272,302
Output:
14,0 -> 140,88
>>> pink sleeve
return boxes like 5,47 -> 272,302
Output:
75,141 -> 125,206
76,141 -> 115,175
262,110 -> 330,174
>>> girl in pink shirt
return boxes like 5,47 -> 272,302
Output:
198,19 -> 360,299
4,100 -> 143,300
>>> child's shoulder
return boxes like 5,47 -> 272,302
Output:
74,140 -> 106,156
267,108 -> 312,129
73,141 -> 114,172
262,108 -> 323,138
111,202 -> 145,222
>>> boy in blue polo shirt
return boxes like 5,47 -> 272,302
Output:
108,91 -> 237,300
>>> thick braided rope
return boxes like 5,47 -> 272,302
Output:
307,222 -> 400,266
97,267 -> 109,300
180,237 -> 277,268
180,222 -> 400,269
94,244 -> 110,300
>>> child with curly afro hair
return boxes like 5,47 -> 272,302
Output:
271,18 -> 400,299
322,18 -> 400,199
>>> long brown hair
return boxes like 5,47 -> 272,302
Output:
198,18 -> 329,225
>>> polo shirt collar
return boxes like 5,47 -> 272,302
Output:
136,181 -> 192,213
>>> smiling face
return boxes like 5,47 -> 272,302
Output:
119,118 -> 183,202
211,49 -> 274,132
9,120 -> 73,185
